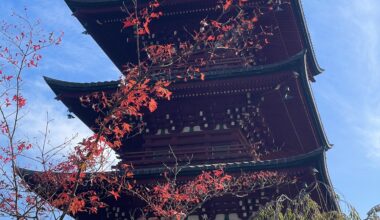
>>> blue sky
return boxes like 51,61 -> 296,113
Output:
304,0 -> 380,216
1,0 -> 379,218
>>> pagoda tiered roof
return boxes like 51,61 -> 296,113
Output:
19,0 -> 340,218
64,0 -> 323,78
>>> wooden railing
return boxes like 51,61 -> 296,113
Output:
119,144 -> 251,167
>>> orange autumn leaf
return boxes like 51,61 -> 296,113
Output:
200,73 -> 205,81
223,0 -> 232,10
207,35 -> 215,41
89,207 -> 98,214
150,12 -> 162,18
126,171 -> 134,178
109,190 -> 120,200
122,123 -> 132,133
211,20 -> 222,29
113,126 -> 123,137
213,169 -> 223,177
127,183 -> 133,190
123,18 -> 138,29
148,98 -> 158,112
69,198 -> 85,215
112,140 -> 122,148
222,24 -> 233,32
143,18 -> 151,34
137,28 -> 146,35
90,195 -> 99,203
155,86 -> 172,100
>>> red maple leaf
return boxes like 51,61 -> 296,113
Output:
123,18 -> 138,29
207,35 -> 215,41
211,20 -> 222,29
223,0 -> 233,11
143,18 -> 151,34
150,12 -> 162,18
69,198 -> 85,215
200,73 -> 205,81
148,99 -> 158,112
109,190 -> 120,200
137,28 -> 146,35
122,123 -> 132,133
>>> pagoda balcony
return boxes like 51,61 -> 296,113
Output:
118,143 -> 249,167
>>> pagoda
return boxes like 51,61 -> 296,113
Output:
21,0 -> 339,219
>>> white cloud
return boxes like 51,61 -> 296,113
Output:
342,1 -> 380,163
360,113 -> 380,159
0,1 -> 121,171
17,78 -> 119,170
310,0 -> 380,164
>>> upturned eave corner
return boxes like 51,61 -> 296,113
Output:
292,0 -> 324,77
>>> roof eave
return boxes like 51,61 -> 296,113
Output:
65,0 -> 324,77
297,53 -> 332,150
18,147 -> 324,179
43,50 -> 306,95
291,0 -> 324,76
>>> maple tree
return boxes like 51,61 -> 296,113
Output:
44,0 -> 293,219
0,9 -> 63,219
121,164 -> 289,220
0,1 -> 303,220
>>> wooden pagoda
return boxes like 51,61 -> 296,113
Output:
21,0 -> 339,219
